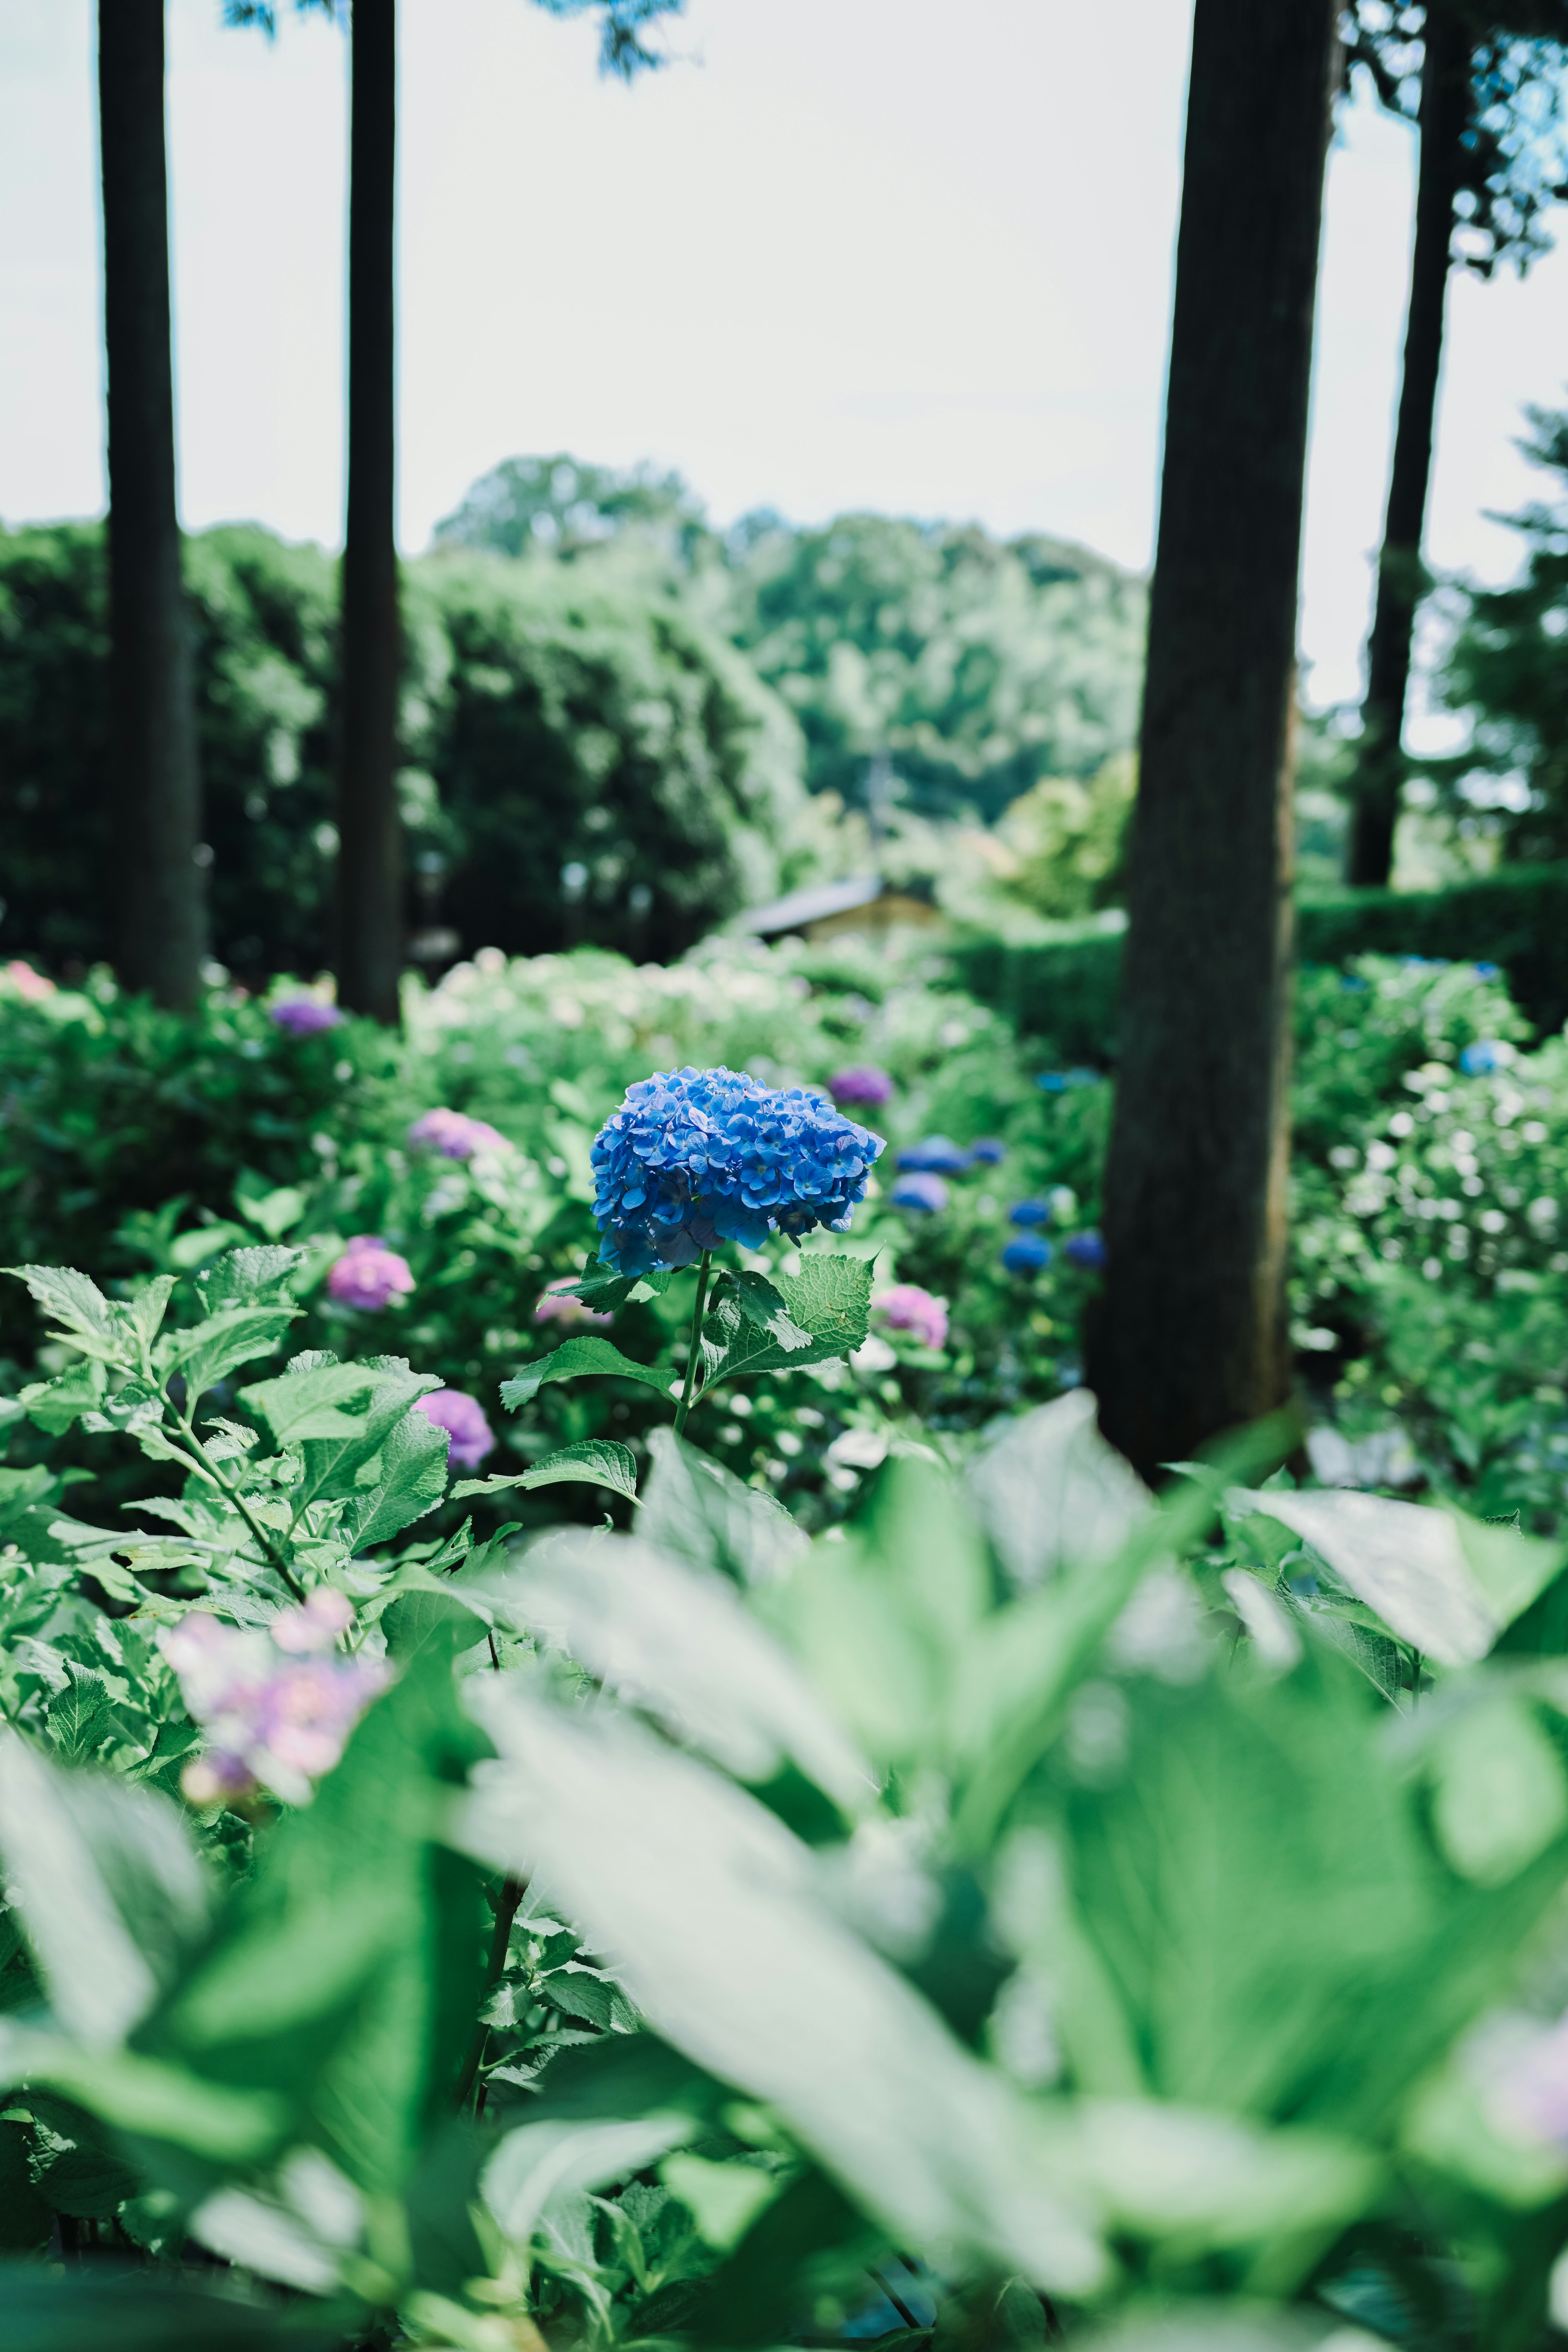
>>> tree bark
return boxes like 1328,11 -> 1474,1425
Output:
337,0 -> 402,1023
1086,0 -> 1339,1479
98,0 -> 204,1011
1346,10 -> 1470,886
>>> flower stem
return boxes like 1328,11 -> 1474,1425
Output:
673,1250 -> 713,1437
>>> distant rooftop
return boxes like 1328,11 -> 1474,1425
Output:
736,875 -> 886,938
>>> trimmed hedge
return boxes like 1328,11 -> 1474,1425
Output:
951,864 -> 1568,1058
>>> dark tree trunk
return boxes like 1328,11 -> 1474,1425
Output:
338,0 -> 402,1023
1086,0 -> 1339,1479
1346,11 -> 1470,886
98,0 -> 204,1011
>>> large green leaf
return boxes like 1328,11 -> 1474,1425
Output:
454,1438 -> 639,1503
636,1429 -> 806,1588
501,1337 -> 674,1412
0,2265 -> 343,2351
238,1361 -> 383,1447
166,1305 -> 299,1399
4,1265 -> 119,1359
697,1253 -> 873,1393
18,1358 -> 106,1435
198,1246 -> 306,1309
343,1406 -> 451,1548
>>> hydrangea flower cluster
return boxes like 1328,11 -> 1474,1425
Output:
535,1276 -> 613,1331
414,1387 -> 495,1469
896,1136 -> 971,1176
159,1588 -> 389,1807
4,960 -> 54,1003
1064,1230 -> 1107,1270
270,997 -> 344,1036
408,1107 -> 508,1159
890,1172 -> 948,1214
828,1064 -> 894,1109
969,1138 -> 1007,1165
327,1236 -> 415,1310
1009,1198 -> 1053,1228
1460,1038 -> 1514,1077
871,1283 -> 949,1351
1002,1232 -> 1052,1276
590,1066 -> 883,1275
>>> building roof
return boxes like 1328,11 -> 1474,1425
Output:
736,874 -> 886,938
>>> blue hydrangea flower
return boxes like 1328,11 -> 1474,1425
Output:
1460,1039 -> 1508,1076
969,1138 -> 1007,1165
1064,1229 -> 1107,1270
1036,1069 -> 1101,1094
590,1066 -> 883,1275
896,1136 -> 970,1175
890,1172 -> 949,1213
1002,1232 -> 1052,1274
1474,961 -> 1500,980
1009,1198 -> 1052,1228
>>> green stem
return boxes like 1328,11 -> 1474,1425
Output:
455,1874 -> 527,2112
163,1390 -> 307,1602
673,1251 -> 713,1437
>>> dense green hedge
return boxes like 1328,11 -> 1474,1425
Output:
0,524 -> 807,978
952,863 -> 1568,1056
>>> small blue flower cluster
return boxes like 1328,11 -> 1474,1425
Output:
590,1066 -> 884,1274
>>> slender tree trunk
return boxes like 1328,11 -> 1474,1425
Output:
338,0 -> 402,1023
98,0 -> 204,1011
1346,11 -> 1470,886
1086,0 -> 1339,1479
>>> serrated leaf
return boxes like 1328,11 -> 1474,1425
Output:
200,1245 -> 307,1309
501,1338 -> 674,1413
455,1440 -> 639,1503
345,1408 -> 452,1548
18,1359 -> 107,1435
539,1961 -> 639,2033
294,1365 -> 444,1514
5,1265 -> 118,1353
719,1269 -> 812,1353
41,1663 -> 115,1764
699,1254 -> 874,1392
128,1274 -> 177,1352
166,1305 -> 299,1398
636,1428 -> 806,1588
240,1361 -> 382,1446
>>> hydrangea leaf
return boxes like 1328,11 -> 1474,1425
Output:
164,1306 -> 300,1399
4,1265 -> 118,1355
295,1365 -> 444,1514
636,1429 -> 807,1588
198,1245 -> 307,1309
18,1358 -> 107,1436
699,1253 -> 874,1390
345,1408 -> 452,1548
718,1270 -> 812,1353
239,1361 -> 383,1447
501,1339 -> 673,1413
554,1265 -> 677,1312
454,1439 -> 639,1503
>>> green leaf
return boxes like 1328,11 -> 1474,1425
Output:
456,1439 -> 639,1503
716,1270 -> 811,1353
239,1361 -> 382,1446
128,1274 -> 178,1352
199,1245 -> 307,1309
40,1663 -> 115,1765
345,1407 -> 452,1548
1428,1696 -> 1568,1886
5,1265 -> 118,1356
698,1252 -> 873,1390
539,1961 -> 639,2033
552,1263 -> 677,1312
166,1305 -> 299,1398
18,1358 -> 106,1435
0,2259 -> 327,2346
0,2027 -> 287,2163
637,1428 -> 805,1587
234,1170 -> 308,1240
661,2149 -> 784,2252
501,1337 -> 674,1412
294,1364 -> 443,1514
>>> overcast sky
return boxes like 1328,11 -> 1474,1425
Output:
3,0 -> 1565,719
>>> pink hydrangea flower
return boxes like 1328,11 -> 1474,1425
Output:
327,1236 -> 414,1310
408,1107 -> 508,1159
415,1387 -> 496,1470
872,1283 -> 949,1351
3,961 -> 55,1003
534,1276 -> 613,1331
158,1590 -> 388,1807
269,996 -> 344,1035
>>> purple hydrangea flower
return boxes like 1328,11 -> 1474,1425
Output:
408,1107 -> 509,1159
872,1283 -> 949,1351
890,1172 -> 949,1214
828,1064 -> 894,1109
159,1589 -> 389,1807
414,1387 -> 496,1470
969,1138 -> 1007,1166
1064,1229 -> 1107,1270
327,1235 -> 415,1310
535,1276 -> 614,1330
1009,1199 -> 1052,1228
269,996 -> 344,1036
1002,1232 -> 1052,1275
590,1066 -> 883,1276
896,1136 -> 970,1176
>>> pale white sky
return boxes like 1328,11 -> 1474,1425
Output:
2,0 -> 1565,716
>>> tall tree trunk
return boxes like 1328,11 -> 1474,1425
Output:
98,0 -> 203,1011
338,0 -> 402,1023
1086,0 -> 1339,1479
1346,10 -> 1470,886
